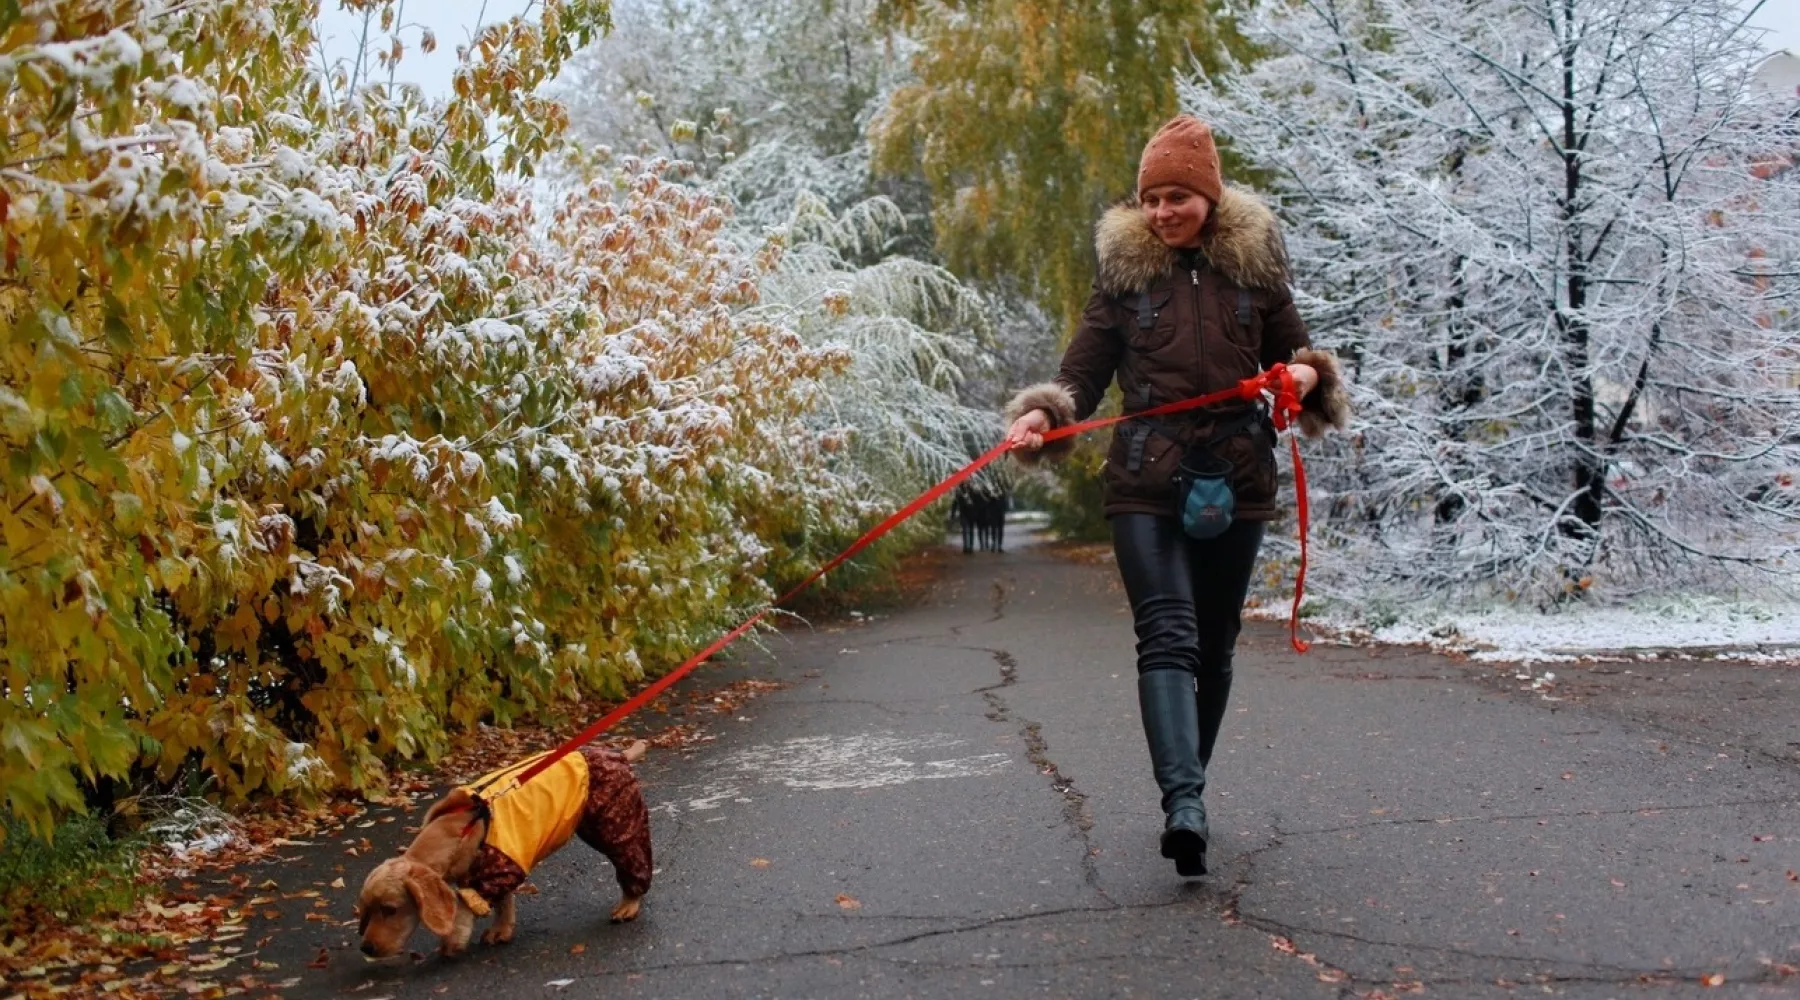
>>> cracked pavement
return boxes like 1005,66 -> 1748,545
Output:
262,529 -> 1800,999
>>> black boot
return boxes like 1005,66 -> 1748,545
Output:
1195,661 -> 1233,770
1138,669 -> 1208,876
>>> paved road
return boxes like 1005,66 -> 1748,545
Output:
265,529 -> 1800,999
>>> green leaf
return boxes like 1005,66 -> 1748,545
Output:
110,492 -> 145,535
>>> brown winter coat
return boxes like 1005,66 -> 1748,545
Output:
1005,187 -> 1349,520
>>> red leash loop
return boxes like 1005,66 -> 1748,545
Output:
511,370 -> 1312,791
1258,365 -> 1311,653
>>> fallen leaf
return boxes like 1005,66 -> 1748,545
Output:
1560,772 -> 1574,781
1271,936 -> 1297,954
569,943 -> 586,955
835,894 -> 861,911
1317,969 -> 1348,983
1609,878 -> 1625,888
1700,972 -> 1726,987
330,878 -> 345,890
749,858 -> 771,869
304,913 -> 331,923
306,949 -> 330,970
546,980 -> 575,989
1753,834 -> 1773,842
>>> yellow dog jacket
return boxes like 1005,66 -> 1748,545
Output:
461,750 -> 591,874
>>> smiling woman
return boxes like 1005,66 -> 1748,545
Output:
1002,114 -> 1350,880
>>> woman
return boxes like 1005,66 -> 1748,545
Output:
1004,116 -> 1348,877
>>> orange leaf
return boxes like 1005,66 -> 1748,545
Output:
835,894 -> 860,911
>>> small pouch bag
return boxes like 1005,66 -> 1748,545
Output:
1171,448 -> 1235,540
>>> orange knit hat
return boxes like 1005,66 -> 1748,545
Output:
1137,115 -> 1223,205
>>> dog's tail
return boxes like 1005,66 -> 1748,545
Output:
620,739 -> 649,764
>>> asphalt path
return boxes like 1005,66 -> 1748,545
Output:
259,528 -> 1800,999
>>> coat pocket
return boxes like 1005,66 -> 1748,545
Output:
1104,423 -> 1181,505
1127,288 -> 1177,351
1213,421 -> 1278,510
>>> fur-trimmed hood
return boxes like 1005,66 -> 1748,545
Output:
1095,186 -> 1291,296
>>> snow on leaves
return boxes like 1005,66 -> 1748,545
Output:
1184,0 -> 1800,598
0,0 -> 886,841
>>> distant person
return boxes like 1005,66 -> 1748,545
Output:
951,483 -> 978,554
1003,116 -> 1349,877
973,486 -> 995,552
984,487 -> 1008,553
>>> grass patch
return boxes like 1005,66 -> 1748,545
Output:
0,815 -> 146,922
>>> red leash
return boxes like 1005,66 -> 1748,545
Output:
505,367 -> 1312,793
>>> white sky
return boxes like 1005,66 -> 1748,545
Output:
316,0 -> 1800,101
312,0 -> 536,99
1750,0 -> 1800,53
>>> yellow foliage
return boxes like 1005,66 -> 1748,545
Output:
0,0 -> 866,839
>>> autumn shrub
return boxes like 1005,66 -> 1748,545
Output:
0,0 -> 933,840
0,816 -> 143,920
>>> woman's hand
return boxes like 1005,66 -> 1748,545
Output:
1005,408 -> 1052,452
1285,362 -> 1319,399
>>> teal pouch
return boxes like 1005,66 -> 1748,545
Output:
1172,450 -> 1235,540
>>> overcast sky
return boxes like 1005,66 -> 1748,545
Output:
312,0 -> 535,100
313,0 -> 1800,103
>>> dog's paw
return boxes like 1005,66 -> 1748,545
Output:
609,897 -> 641,923
439,942 -> 468,960
480,925 -> 515,946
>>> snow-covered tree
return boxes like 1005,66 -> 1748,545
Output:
1184,0 -> 1800,599
557,0 -> 896,187
750,194 -> 1000,493
560,0 -> 1011,504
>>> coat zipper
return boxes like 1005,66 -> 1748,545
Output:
1191,266 -> 1204,394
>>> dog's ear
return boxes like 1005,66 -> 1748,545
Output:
402,860 -> 460,937
424,787 -> 476,825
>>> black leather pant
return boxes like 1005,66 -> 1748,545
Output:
1111,514 -> 1266,767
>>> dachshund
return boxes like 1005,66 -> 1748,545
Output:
356,741 -> 652,959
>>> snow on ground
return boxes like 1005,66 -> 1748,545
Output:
1282,594 -> 1800,666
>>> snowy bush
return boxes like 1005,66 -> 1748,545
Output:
0,0 -> 885,838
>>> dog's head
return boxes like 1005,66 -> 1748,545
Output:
355,856 -> 458,958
